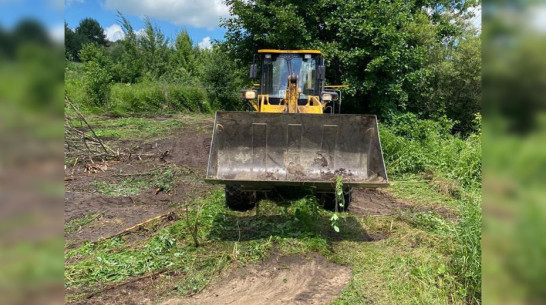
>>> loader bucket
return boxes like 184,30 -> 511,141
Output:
205,112 -> 388,191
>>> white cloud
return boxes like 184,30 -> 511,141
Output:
468,5 -> 481,31
197,36 -> 212,49
134,28 -> 146,38
105,24 -> 125,42
103,0 -> 229,29
49,23 -> 64,43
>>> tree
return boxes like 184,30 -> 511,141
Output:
64,23 -> 79,60
139,17 -> 170,80
222,0 -> 481,132
79,43 -> 113,107
168,29 -> 199,80
200,46 -> 247,110
112,12 -> 143,83
75,18 -> 108,47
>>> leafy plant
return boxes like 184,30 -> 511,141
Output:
79,43 -> 113,107
330,176 -> 345,233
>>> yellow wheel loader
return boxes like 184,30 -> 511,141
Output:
206,50 -> 388,211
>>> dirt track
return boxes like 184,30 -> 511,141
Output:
64,116 -> 419,304
162,254 -> 351,305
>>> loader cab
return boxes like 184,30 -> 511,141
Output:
259,50 -> 323,101
244,50 -> 337,114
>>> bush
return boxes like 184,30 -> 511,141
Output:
109,82 -> 210,115
380,112 -> 481,189
79,43 -> 113,107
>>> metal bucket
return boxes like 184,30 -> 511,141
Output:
205,112 -> 388,191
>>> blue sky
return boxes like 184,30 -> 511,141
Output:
0,0 -> 227,48
64,0 -> 227,48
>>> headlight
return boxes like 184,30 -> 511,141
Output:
322,93 -> 333,101
240,90 -> 256,100
321,92 -> 338,102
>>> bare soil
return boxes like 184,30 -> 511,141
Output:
65,122 -> 216,245
350,188 -> 412,216
161,254 -> 351,305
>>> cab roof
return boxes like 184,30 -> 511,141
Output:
258,49 -> 322,54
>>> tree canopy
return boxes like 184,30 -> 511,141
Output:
65,18 -> 108,61
222,0 -> 481,134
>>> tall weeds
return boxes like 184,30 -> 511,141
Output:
380,112 -> 482,302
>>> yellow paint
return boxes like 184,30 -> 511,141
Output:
324,85 -> 349,88
287,82 -> 299,113
297,96 -> 323,114
258,49 -> 322,54
249,99 -> 259,111
257,95 -> 286,113
254,93 -> 325,114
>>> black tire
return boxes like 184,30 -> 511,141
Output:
225,185 -> 258,211
315,190 -> 352,211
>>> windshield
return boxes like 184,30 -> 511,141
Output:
262,55 -> 317,99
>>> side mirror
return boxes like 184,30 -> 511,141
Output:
317,65 -> 326,80
249,64 -> 257,79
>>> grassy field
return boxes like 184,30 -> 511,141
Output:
64,114 -> 481,304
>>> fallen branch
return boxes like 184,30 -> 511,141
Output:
95,212 -> 178,243
65,97 -> 114,156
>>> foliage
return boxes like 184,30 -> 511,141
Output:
380,112 -> 481,190
65,213 -> 103,235
223,0 -> 481,133
199,46 -> 248,110
109,81 -> 210,115
139,17 -> 171,81
380,113 -> 482,302
110,13 -> 144,83
168,29 -> 200,80
91,167 -> 179,197
66,182 -> 476,304
75,18 -> 108,47
91,179 -> 148,197
65,18 -> 108,61
66,13 -> 249,113
79,43 -> 113,107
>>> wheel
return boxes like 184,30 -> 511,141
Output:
315,189 -> 352,211
225,185 -> 259,211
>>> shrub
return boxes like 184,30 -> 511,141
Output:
79,43 -> 113,107
380,112 -> 481,189
109,82 -> 210,115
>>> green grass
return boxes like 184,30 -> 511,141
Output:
389,174 -> 460,209
91,179 -> 149,196
65,178 -> 474,304
65,213 -> 103,235
91,167 -> 181,196
87,117 -> 186,140
66,113 -> 212,141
